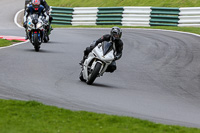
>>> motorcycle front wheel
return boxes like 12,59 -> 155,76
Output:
33,33 -> 40,52
87,62 -> 102,85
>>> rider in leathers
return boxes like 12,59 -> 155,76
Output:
80,27 -> 123,73
40,0 -> 53,25
23,0 -> 49,40
40,0 -> 49,10
24,0 -> 53,32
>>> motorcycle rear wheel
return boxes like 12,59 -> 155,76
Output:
44,32 -> 49,43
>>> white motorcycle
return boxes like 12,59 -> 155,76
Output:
26,14 -> 48,51
79,41 -> 115,85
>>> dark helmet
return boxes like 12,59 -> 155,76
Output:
110,27 -> 122,41
32,0 -> 40,11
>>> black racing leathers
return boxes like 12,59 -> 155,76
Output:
41,0 -> 50,11
93,34 -> 123,60
41,0 -> 53,24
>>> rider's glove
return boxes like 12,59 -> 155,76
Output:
114,56 -> 118,61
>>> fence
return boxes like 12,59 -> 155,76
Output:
49,6 -> 200,27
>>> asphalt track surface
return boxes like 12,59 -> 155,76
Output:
1,0 -> 200,128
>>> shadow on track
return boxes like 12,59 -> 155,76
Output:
23,48 -> 64,54
79,81 -> 119,89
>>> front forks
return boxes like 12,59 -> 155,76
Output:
29,30 -> 43,43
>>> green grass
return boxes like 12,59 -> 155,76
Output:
0,39 -> 21,47
0,99 -> 200,133
46,0 -> 200,7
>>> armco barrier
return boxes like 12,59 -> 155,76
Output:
150,7 -> 180,26
96,7 -> 124,25
122,7 -> 151,26
50,7 -> 74,25
72,7 -> 98,26
178,7 -> 200,27
50,6 -> 200,27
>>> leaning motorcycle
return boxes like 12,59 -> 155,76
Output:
43,19 -> 51,43
26,14 -> 48,51
79,41 -> 115,85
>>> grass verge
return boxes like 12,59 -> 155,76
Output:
0,39 -> 21,47
0,99 -> 200,133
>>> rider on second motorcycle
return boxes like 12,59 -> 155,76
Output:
40,0 -> 53,26
25,0 -> 53,25
23,0 -> 49,40
40,0 -> 50,11
80,27 -> 124,73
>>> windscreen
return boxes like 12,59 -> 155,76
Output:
102,41 -> 113,56
31,14 -> 39,24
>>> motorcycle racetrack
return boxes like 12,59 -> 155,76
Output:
1,0 -> 200,128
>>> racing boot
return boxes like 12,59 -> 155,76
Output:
25,30 -> 29,40
25,34 -> 29,40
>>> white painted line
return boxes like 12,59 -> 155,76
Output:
14,9 -> 24,28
